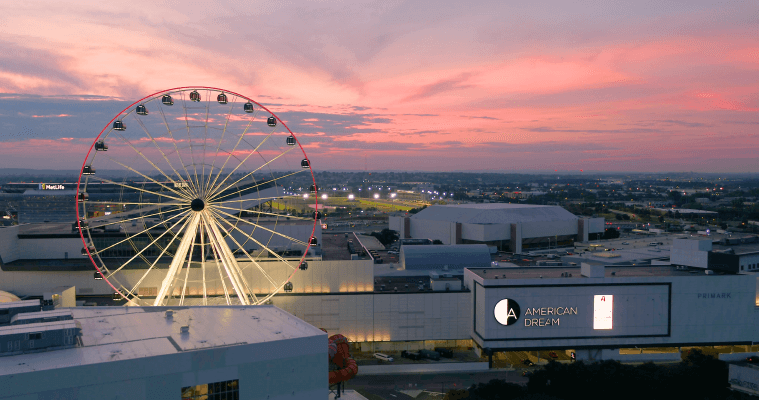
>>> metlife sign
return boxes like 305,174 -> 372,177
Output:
475,283 -> 671,341
38,183 -> 65,190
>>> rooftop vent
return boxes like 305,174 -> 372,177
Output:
180,325 -> 190,334
165,310 -> 174,319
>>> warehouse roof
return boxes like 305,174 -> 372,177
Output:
410,204 -> 578,224
0,306 -> 324,376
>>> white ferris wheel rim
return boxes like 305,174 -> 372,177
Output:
75,86 -> 318,306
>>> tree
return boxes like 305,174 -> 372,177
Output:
602,228 -> 620,239
443,389 -> 469,400
658,215 -> 665,223
370,229 -> 399,246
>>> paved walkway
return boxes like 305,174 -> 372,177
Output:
331,390 -> 368,400
359,361 -> 491,375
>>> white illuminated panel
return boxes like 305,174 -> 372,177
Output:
593,295 -> 613,330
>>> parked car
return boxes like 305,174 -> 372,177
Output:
418,349 -> 441,361
649,242 -> 658,246
374,353 -> 394,362
522,359 -> 534,366
401,351 -> 421,360
622,242 -> 630,245
522,371 -> 533,377
746,356 -> 759,363
548,351 -> 558,359
434,347 -> 454,358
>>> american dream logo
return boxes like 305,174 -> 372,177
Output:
494,298 -> 521,326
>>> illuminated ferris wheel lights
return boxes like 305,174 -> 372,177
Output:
77,87 -> 317,307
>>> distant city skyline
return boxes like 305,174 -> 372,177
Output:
0,1 -> 757,173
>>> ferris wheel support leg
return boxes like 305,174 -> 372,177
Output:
154,213 -> 202,306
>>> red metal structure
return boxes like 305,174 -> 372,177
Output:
328,334 -> 358,385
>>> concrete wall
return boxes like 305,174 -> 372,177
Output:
521,220 -> 577,239
588,218 -> 605,234
740,253 -> 759,272
0,226 -> 20,264
389,216 -> 403,235
671,239 -> 711,269
272,291 -> 472,344
0,259 -> 374,298
18,238 -> 84,260
461,223 -> 511,242
409,219 -> 455,244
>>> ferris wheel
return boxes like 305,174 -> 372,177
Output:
76,87 -> 318,306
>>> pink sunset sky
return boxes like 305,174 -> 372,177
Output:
0,0 -> 757,172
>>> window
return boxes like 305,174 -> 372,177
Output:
28,333 -> 43,340
182,379 -> 238,400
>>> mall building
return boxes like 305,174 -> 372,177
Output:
0,221 -> 758,361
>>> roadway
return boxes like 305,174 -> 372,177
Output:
343,370 -> 527,399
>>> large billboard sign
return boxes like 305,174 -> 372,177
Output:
475,283 -> 670,341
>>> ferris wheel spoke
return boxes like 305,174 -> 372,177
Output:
205,109 -> 259,200
92,209 -> 190,256
209,209 -> 298,270
95,152 -> 193,201
87,206 -> 188,230
180,92 -> 203,195
200,90 -> 212,199
210,170 -> 306,205
124,215 -> 193,300
209,213 -> 280,290
178,227 -> 198,306
209,207 -> 308,247
202,216 -> 232,305
210,204 -> 313,221
206,141 -> 294,201
202,212 -> 251,305
105,211 -> 193,280
213,195 -> 298,204
130,114 -> 196,198
86,176 -> 188,203
203,96 -> 239,197
157,103 -> 201,196
154,212 -> 202,306
84,201 -> 184,206
200,224 -> 208,305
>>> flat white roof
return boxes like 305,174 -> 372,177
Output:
0,306 -> 324,376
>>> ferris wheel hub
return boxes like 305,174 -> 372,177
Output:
191,198 -> 205,212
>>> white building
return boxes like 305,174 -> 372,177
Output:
0,305 -> 326,400
465,263 -> 759,361
390,204 -> 604,253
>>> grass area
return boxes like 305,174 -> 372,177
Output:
357,199 -> 414,212
271,197 -> 415,213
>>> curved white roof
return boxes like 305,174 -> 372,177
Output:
0,291 -> 20,303
411,204 -> 577,224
